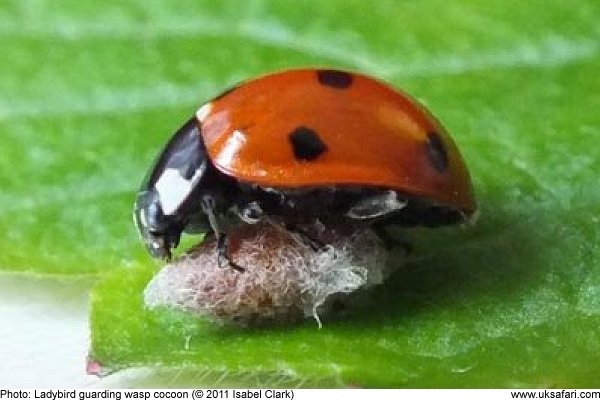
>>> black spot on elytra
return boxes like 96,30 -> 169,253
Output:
289,126 -> 328,161
317,70 -> 353,89
426,131 -> 448,173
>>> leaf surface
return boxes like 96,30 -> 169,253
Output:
2,0 -> 599,387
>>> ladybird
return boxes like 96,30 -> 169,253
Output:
134,69 -> 476,269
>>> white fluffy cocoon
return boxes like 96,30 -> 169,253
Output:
144,221 -> 393,326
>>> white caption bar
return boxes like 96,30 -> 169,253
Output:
0,389 -> 599,400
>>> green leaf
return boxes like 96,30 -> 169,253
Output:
3,0 -> 600,387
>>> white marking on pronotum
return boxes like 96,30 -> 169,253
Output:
154,167 -> 204,216
195,102 -> 212,122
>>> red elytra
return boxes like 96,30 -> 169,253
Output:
199,69 -> 475,214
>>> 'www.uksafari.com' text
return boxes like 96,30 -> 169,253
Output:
512,391 -> 600,399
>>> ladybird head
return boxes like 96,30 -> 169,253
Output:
134,117 -> 213,260
133,190 -> 183,259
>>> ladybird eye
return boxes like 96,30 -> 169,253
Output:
146,201 -> 168,232
135,190 -> 163,229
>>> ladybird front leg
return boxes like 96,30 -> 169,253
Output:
217,233 -> 245,272
200,195 -> 222,235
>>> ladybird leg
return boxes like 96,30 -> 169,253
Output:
159,237 -> 173,262
162,227 -> 182,261
200,194 -> 222,236
217,233 -> 245,272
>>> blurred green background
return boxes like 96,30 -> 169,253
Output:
0,0 -> 599,388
